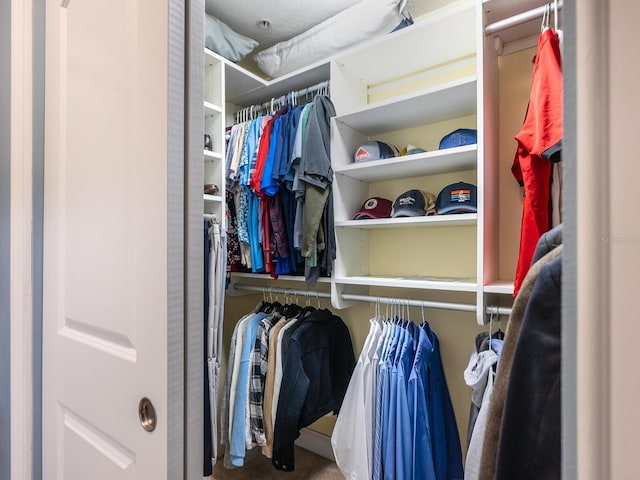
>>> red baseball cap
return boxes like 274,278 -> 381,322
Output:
353,197 -> 393,220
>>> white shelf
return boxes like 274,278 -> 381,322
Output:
203,194 -> 223,203
484,280 -> 515,295
336,213 -> 477,229
334,275 -> 477,292
204,150 -> 222,160
334,144 -> 477,182
204,47 -> 330,107
333,1 -> 477,85
334,76 -> 477,135
204,101 -> 222,115
230,272 -> 332,284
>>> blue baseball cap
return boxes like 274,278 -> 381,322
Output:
439,128 -> 477,150
436,181 -> 477,214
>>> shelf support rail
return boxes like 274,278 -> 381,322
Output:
230,283 -> 512,317
484,1 -> 563,35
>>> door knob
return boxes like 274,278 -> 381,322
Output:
138,397 -> 157,432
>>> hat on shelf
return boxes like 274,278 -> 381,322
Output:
436,181 -> 477,214
353,196 -> 393,220
354,140 -> 399,162
204,184 -> 219,195
439,128 -> 478,150
391,189 -> 436,218
401,144 -> 428,156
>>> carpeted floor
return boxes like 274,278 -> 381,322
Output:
209,446 -> 345,480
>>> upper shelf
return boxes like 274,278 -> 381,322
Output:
333,1 -> 477,85
205,47 -> 330,107
334,76 -> 477,135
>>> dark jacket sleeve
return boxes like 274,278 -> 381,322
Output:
271,334 -> 310,472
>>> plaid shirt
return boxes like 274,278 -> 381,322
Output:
248,313 -> 278,448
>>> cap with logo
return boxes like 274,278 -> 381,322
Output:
354,141 -> 398,162
439,128 -> 478,150
436,181 -> 478,214
353,196 -> 393,220
391,190 -> 436,218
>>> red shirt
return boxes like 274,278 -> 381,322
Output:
512,29 -> 563,297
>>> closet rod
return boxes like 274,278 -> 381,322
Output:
234,79 -> 330,123
484,1 -> 562,35
232,284 -> 332,300
485,305 -> 512,317
232,283 -> 511,316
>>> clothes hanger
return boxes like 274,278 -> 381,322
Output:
492,310 -> 505,340
541,3 -> 550,33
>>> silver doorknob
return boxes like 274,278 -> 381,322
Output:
138,397 -> 157,432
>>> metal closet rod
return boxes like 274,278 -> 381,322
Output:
231,284 -> 512,317
234,80 -> 330,123
485,1 -> 563,35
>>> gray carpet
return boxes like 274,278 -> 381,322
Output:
210,446 -> 345,480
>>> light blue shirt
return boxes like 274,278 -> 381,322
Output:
229,312 -> 269,466
382,324 -> 403,480
409,325 -> 437,480
392,326 -> 413,480
372,323 -> 397,480
421,322 -> 464,480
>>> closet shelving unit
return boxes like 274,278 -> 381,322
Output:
329,1 -> 484,320
203,47 -> 331,290
203,48 -> 226,217
209,0 -> 549,323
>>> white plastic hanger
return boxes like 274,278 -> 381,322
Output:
541,3 -> 550,33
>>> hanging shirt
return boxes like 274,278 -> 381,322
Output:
221,313 -> 252,469
422,323 -> 464,480
512,28 -> 563,296
393,325 -> 416,480
372,321 -> 395,480
248,313 -> 278,447
261,317 -> 288,458
332,318 -> 383,479
229,312 -> 270,466
408,326 -> 437,480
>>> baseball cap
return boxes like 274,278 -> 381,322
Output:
391,190 -> 436,218
439,128 -> 477,150
353,197 -> 393,220
354,141 -> 398,162
436,181 -> 478,214
400,144 -> 428,156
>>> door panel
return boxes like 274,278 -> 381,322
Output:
43,0 -> 177,478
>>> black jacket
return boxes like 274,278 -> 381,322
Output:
272,309 -> 355,471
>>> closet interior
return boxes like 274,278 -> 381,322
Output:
201,0 -> 562,477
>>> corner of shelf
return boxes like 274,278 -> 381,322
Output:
483,280 -> 515,295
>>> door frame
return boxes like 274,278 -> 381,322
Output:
18,0 -> 640,479
9,0 -> 196,478
9,1 -> 35,479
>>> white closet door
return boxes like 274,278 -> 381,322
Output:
42,0 -> 180,478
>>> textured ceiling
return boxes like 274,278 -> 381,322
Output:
205,0 -> 445,52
